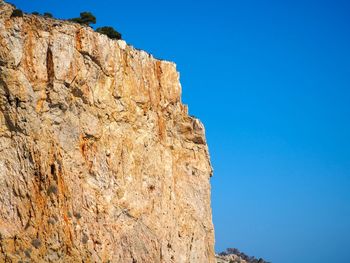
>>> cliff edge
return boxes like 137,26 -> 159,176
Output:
0,2 -> 215,262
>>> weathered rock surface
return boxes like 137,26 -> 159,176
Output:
216,254 -> 248,263
0,1 -> 215,262
216,248 -> 270,263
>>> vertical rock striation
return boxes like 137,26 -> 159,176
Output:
0,1 -> 215,262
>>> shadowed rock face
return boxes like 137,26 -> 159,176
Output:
0,1 -> 215,262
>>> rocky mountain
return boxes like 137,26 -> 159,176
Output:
216,248 -> 270,263
0,1 -> 215,262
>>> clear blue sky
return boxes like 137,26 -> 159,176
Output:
10,0 -> 350,262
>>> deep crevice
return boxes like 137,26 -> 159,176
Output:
46,47 -> 55,86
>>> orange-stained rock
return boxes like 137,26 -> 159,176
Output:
0,1 -> 215,262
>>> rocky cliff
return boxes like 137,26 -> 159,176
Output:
0,2 -> 215,262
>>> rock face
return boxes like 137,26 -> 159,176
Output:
0,2 -> 215,262
216,254 -> 248,263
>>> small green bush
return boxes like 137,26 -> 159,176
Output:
11,9 -> 23,18
69,12 -> 96,26
80,12 -> 96,25
32,11 -> 39,15
43,12 -> 53,18
96,26 -> 122,40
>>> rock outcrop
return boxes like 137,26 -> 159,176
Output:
0,2 -> 215,262
216,248 -> 270,263
216,254 -> 248,263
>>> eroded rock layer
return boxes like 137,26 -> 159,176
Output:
0,2 -> 215,262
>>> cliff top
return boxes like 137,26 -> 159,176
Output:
0,0 -> 215,262
0,0 -> 175,66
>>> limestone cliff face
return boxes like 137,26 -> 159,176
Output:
0,2 -> 215,262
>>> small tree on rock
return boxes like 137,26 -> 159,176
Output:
69,12 -> 96,26
43,12 -> 53,18
80,12 -> 96,25
11,9 -> 23,18
96,26 -> 122,40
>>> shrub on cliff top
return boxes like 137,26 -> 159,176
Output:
11,8 -> 23,18
96,26 -> 122,40
220,248 -> 271,263
69,12 -> 96,26
43,12 -> 53,18
31,12 -> 54,18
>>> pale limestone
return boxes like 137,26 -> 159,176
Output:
0,1 -> 215,262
